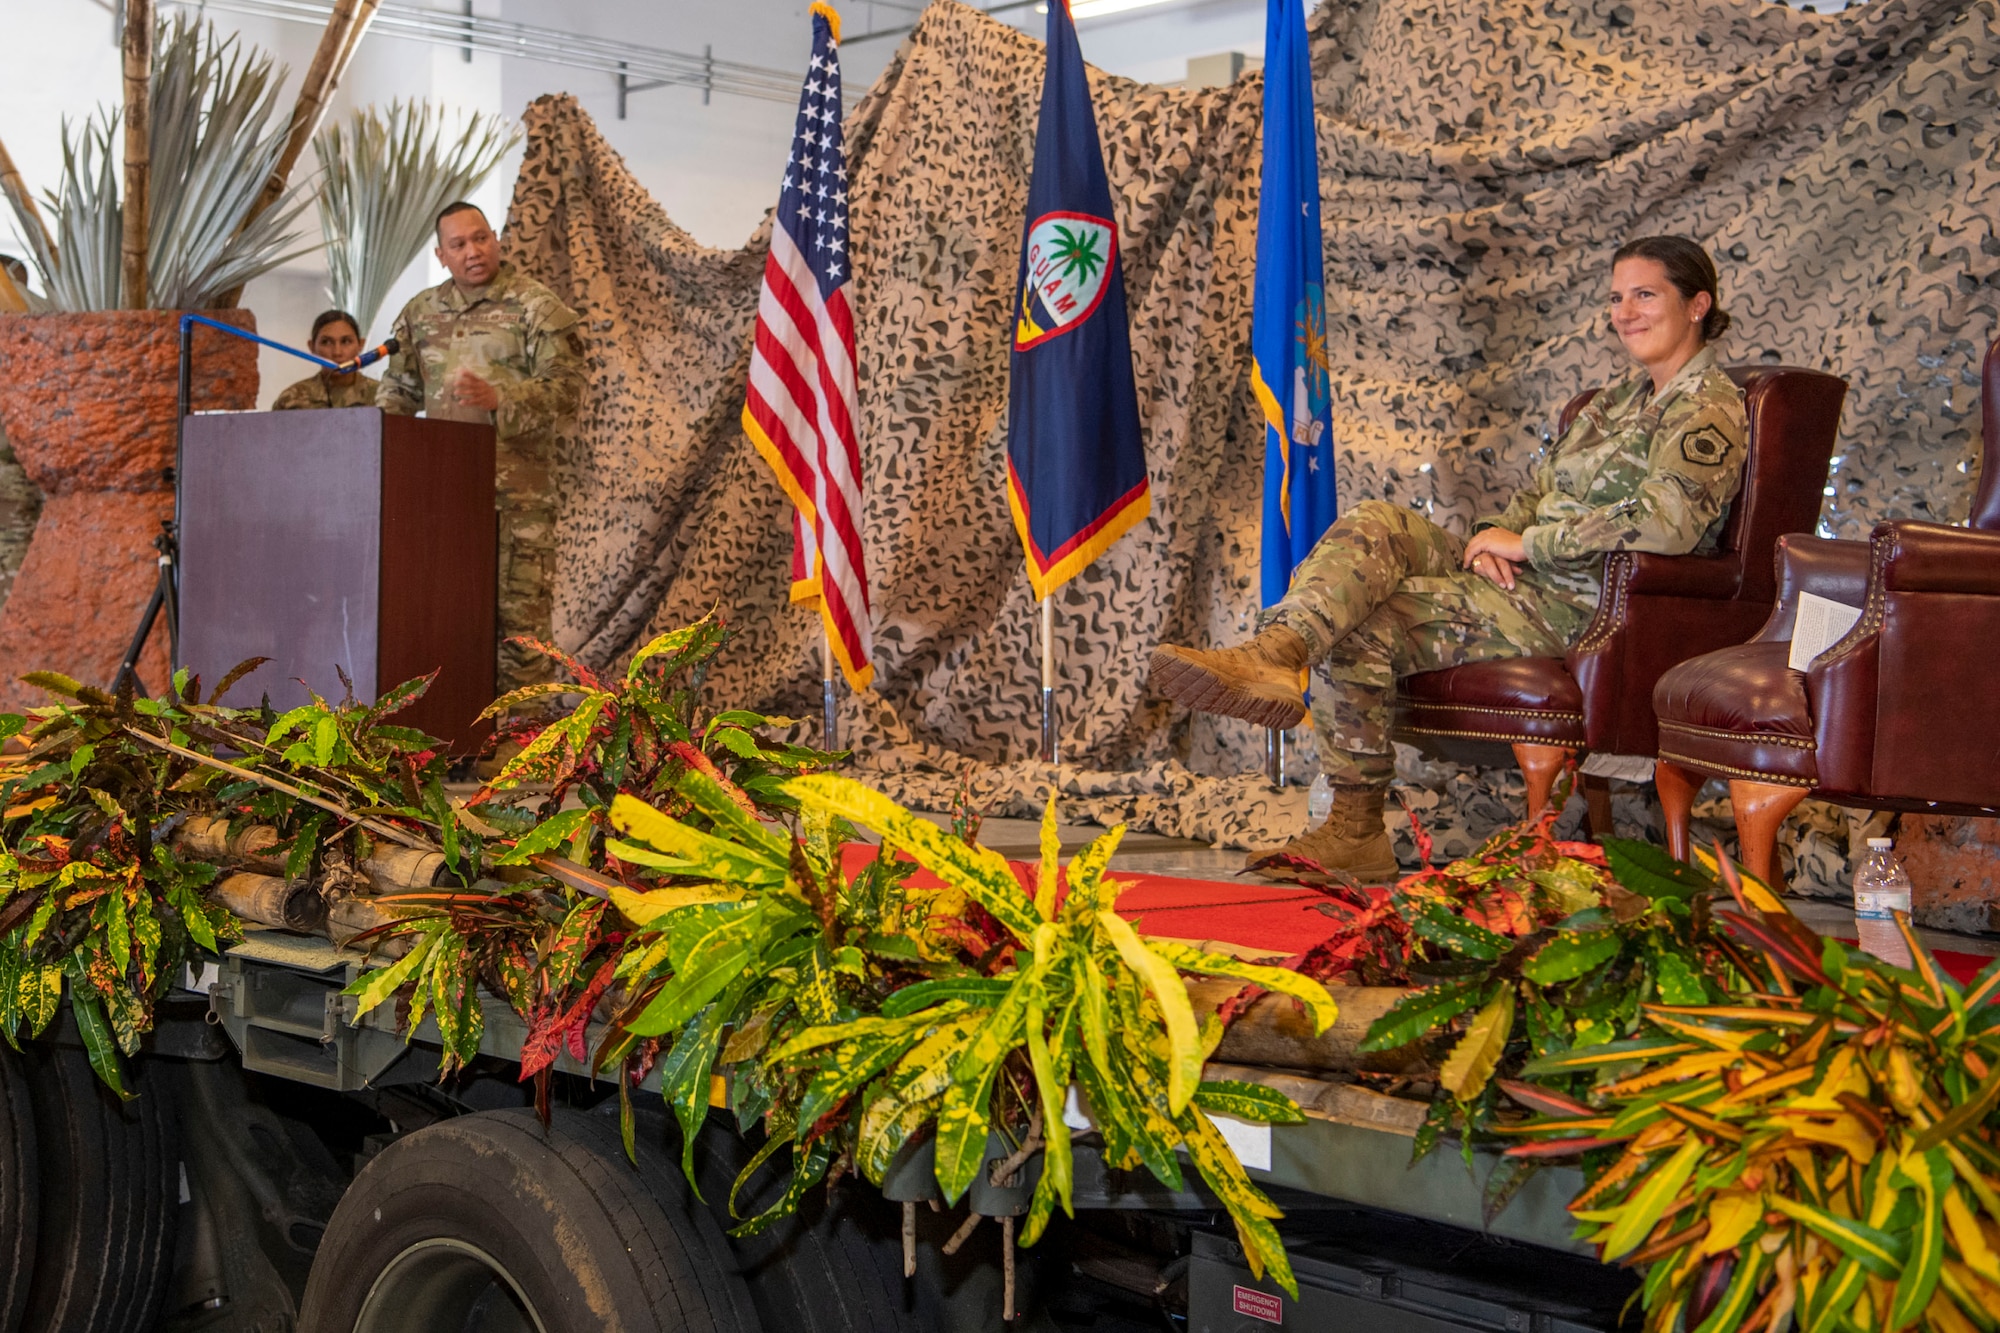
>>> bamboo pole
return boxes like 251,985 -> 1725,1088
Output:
1186,978 -> 1430,1076
0,135 -> 55,271
330,0 -> 384,86
209,871 -> 327,932
121,0 -> 154,309
215,0 -> 382,308
176,816 -> 286,870
0,262 -> 26,314
272,0 -> 384,202
122,728 -> 437,851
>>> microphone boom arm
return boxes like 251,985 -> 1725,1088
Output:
176,314 -> 398,376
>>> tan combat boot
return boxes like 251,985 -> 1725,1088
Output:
1252,784 -> 1400,883
1147,625 -> 1311,730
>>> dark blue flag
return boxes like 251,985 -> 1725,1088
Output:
1006,0 -> 1150,599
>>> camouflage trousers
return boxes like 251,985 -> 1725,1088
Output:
1258,501 -> 1594,787
495,435 -> 557,696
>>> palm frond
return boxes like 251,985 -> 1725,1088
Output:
39,116 -> 122,311
145,16 -> 319,309
314,101 -> 520,334
12,15 -> 317,312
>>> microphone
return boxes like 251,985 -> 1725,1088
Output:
334,336 -> 400,375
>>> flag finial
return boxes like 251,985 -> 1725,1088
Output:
810,1 -> 842,42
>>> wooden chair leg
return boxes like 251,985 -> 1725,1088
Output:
1726,780 -> 1810,890
1511,743 -> 1571,820
1654,761 -> 1703,863
1583,773 -> 1615,840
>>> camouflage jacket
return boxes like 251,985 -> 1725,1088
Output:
376,263 -> 584,447
1477,344 -> 1748,602
272,371 -> 379,411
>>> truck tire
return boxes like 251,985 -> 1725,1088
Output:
297,1108 -> 759,1333
559,1108 -> 761,1331
684,1118 -> 920,1333
0,1042 -> 36,1333
19,1040 -> 180,1333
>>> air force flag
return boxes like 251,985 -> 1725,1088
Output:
1253,0 -> 1337,608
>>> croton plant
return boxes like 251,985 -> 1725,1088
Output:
0,620 -> 1336,1295
0,619 -> 1996,1327
1504,859 -> 2000,1332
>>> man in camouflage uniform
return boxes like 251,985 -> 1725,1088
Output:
378,202 -> 585,696
1151,341 -> 1746,878
273,309 -> 380,410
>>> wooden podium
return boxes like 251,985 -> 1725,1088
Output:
179,408 -> 497,752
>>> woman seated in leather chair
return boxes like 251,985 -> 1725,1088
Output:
1149,235 -> 1749,881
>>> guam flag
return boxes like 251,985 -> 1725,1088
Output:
1253,0 -> 1336,608
1006,0 -> 1150,600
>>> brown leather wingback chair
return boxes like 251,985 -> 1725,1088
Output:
1394,365 -> 1848,821
1652,337 -> 2000,885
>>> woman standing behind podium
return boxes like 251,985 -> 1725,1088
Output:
272,310 -> 380,410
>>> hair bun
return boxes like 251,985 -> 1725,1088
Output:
1703,308 -> 1733,341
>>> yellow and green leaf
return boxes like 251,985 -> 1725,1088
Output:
1097,911 -> 1200,1114
786,775 -> 1041,942
1440,984 -> 1515,1104
1146,938 -> 1338,1036
1600,1136 -> 1705,1261
1769,1195 -> 1910,1278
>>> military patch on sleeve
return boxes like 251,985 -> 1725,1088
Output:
1680,425 -> 1733,467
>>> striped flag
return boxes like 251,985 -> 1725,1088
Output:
743,1 -> 873,690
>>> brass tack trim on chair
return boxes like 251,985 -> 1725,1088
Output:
1401,702 -> 1585,723
1655,748 -> 1817,787
1397,723 -> 1585,747
1656,721 -> 1815,750
1571,552 -> 1632,654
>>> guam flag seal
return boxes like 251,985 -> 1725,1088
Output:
1006,0 -> 1150,600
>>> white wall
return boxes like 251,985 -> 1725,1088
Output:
2,0 -> 1408,409
0,1 -> 123,268
0,0 -> 512,405
1076,0 -> 1267,84
495,0 -> 808,252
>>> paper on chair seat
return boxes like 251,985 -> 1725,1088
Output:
1788,592 -> 1864,672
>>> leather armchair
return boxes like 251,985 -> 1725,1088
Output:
1394,365 -> 1848,821
1652,337 -> 2000,884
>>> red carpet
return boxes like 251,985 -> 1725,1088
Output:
1830,937 -> 1991,986
841,843 -> 1386,956
840,844 -> 1999,978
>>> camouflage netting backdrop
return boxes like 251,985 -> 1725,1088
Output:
502,0 -> 1998,890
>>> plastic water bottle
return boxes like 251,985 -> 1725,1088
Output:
1853,837 -> 1914,968
1308,774 -> 1335,826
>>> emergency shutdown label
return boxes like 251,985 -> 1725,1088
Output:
1232,1286 -> 1284,1324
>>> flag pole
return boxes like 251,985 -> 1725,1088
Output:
1039,595 -> 1058,764
1265,727 -> 1285,788
744,5 -> 873,734
821,622 -> 839,751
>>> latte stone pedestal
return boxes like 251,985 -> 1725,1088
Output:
0,310 -> 258,708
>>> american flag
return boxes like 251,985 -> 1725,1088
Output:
742,1 -> 873,691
